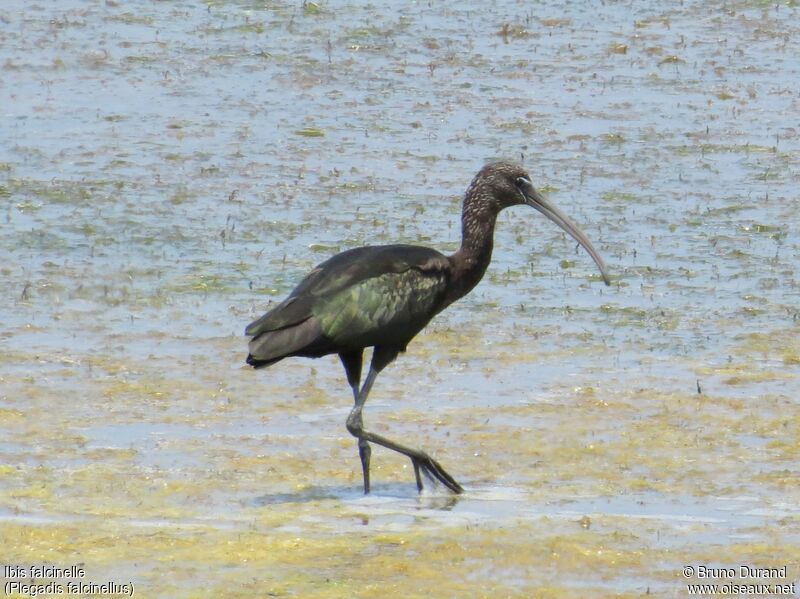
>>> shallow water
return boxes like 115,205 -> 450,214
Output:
2,0 -> 799,597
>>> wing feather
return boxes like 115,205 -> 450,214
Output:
317,266 -> 448,348
245,244 -> 451,358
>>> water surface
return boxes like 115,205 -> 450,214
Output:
1,1 -> 799,596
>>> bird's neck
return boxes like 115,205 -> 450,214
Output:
445,203 -> 497,306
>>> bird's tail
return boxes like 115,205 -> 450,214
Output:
246,317 -> 330,368
245,353 -> 283,369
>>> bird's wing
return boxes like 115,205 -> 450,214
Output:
245,245 -> 450,347
244,294 -> 309,336
312,245 -> 451,347
244,250 -> 367,336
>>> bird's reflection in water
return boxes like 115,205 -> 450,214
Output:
252,482 -> 464,513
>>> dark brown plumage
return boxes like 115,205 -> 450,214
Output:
246,162 -> 610,494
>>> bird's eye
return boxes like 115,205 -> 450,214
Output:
515,176 -> 531,188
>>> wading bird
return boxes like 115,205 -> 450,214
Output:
246,162 -> 610,494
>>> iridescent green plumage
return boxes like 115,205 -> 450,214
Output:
246,245 -> 449,366
319,266 -> 446,344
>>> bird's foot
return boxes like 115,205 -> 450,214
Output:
412,454 -> 463,494
354,428 -> 464,494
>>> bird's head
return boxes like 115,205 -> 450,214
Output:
470,161 -> 611,285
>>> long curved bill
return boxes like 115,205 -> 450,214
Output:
521,182 -> 611,285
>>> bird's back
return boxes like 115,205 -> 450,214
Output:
246,244 -> 451,367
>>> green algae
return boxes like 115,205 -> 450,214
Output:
295,127 -> 326,138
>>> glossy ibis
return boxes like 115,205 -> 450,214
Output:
246,162 -> 610,494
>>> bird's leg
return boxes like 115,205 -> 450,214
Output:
345,347 -> 464,495
412,461 -> 423,492
340,351 -> 371,494
345,364 -> 377,494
